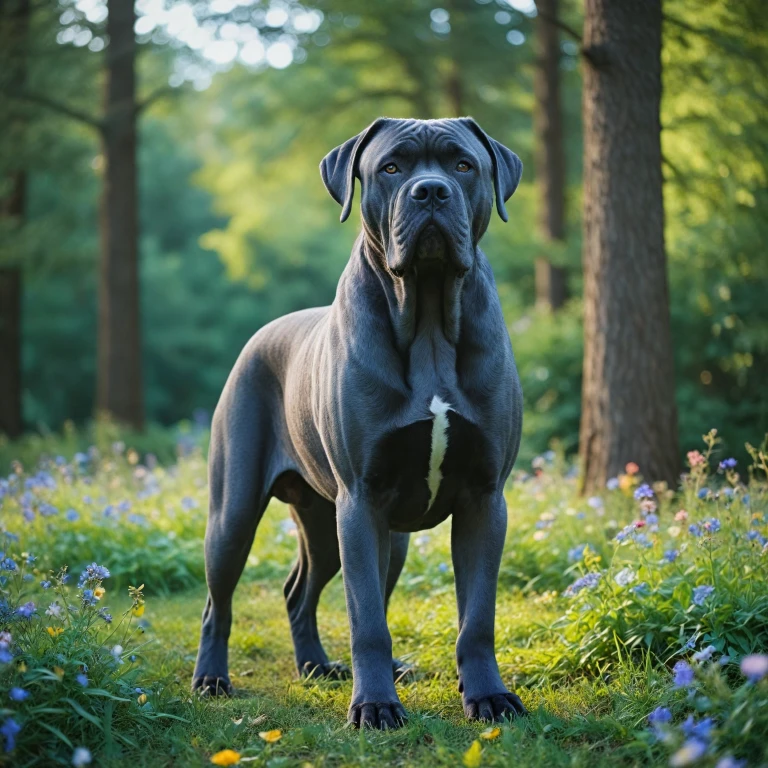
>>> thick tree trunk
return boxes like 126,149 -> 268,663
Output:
97,0 -> 143,429
534,0 -> 567,311
0,0 -> 29,438
579,0 -> 679,491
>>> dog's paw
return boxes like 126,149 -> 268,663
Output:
192,675 -> 232,697
464,692 -> 527,722
392,658 -> 415,683
300,660 -> 351,680
348,701 -> 408,730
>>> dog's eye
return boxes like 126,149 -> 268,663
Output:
456,161 -> 472,173
383,163 -> 399,174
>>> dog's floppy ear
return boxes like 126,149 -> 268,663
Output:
461,118 -> 522,223
320,118 -> 387,223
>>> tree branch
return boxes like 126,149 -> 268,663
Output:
534,3 -> 583,43
135,85 -> 175,117
7,90 -> 103,130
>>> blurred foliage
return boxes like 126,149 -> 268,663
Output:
0,0 -> 765,466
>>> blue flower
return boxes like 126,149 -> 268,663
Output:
76,673 -> 89,687
0,558 -> 16,572
681,715 -> 714,742
693,645 -> 717,662
689,523 -> 702,537
16,601 -> 35,618
719,458 -> 737,470
1,717 -> 21,752
645,513 -> 659,525
673,660 -> 695,687
78,563 -> 110,587
25,554 -> 36,564
81,590 -> 97,607
703,517 -> 721,533
697,488 -> 710,500
9,687 -> 29,702
40,580 -> 51,589
632,582 -> 650,596
664,549 -> 679,563
606,477 -> 620,491
568,544 -> 588,563
565,572 -> 601,597
715,758 -> 746,768
692,585 -> 714,606
648,706 -> 672,727
65,509 -> 79,522
634,484 -> 655,500
98,608 -> 112,624
671,739 -> 708,766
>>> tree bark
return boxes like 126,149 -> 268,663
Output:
0,0 -> 29,438
97,0 -> 143,429
534,0 -> 568,311
579,0 -> 679,491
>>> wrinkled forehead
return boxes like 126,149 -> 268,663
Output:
359,119 -> 490,173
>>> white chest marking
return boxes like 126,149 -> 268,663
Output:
426,395 -> 452,510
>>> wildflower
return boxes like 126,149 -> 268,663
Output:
1,717 -> 21,752
648,706 -> 672,728
40,580 -> 51,589
664,549 -> 679,563
740,654 -> 768,683
634,483 -> 654,501
715,757 -> 747,768
645,513 -> 659,525
692,585 -> 714,606
687,450 -> 706,467
464,741 -> 482,768
587,496 -> 603,509
634,519 -> 646,529
606,477 -> 620,490
137,693 -> 148,705
78,563 -> 110,587
675,510 -> 688,521
98,608 -> 113,624
564,572 -> 601,597
53,666 -> 65,679
437,562 -> 449,573
76,673 -> 89,687
697,488 -> 710,500
693,645 -> 716,663
46,602 -> 63,619
210,750 -> 241,766
689,524 -> 702,537
625,462 -> 639,475
9,687 -> 29,702
65,509 -> 79,522
568,544 -> 588,563
631,582 -> 650,596
702,518 -> 721,533
673,660 -> 695,688
681,715 -> 714,742
93,587 -> 105,600
72,746 -> 93,766
614,567 -> 636,587
719,458 -> 737,470
0,557 -> 17,572
670,739 -> 708,766
81,590 -> 98,607
480,727 -> 501,740
16,601 -> 35,618
258,730 -> 283,743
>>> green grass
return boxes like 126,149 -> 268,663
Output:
2,429 -> 768,766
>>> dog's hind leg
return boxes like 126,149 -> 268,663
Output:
276,474 -> 349,679
192,362 -> 280,696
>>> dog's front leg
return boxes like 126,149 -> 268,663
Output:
451,492 -> 528,722
337,493 -> 406,729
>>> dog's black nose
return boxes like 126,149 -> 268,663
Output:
410,178 -> 451,204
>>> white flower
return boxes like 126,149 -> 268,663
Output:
46,602 -> 63,618
72,746 -> 92,766
111,644 -> 124,662
693,645 -> 717,662
614,567 -> 637,587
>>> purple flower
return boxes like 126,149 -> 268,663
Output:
740,654 -> 768,683
664,549 -> 679,563
681,715 -> 714,742
98,608 -> 113,624
565,572 -> 601,597
76,673 -> 89,687
1,717 -> 21,752
673,660 -> 695,688
719,458 -> 737,470
634,483 -> 655,500
9,687 -> 29,702
16,601 -> 35,618
647,706 -> 671,727
692,585 -> 714,606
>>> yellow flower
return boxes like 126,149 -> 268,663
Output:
463,740 -> 482,768
53,666 -> 65,680
480,727 -> 501,741
258,730 -> 282,743
137,693 -> 148,705
210,749 -> 241,766
94,587 -> 105,599
132,602 -> 145,617
18,662 -> 27,673
47,626 -> 63,638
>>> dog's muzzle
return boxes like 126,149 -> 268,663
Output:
386,176 -> 473,277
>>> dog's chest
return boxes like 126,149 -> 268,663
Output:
365,402 -> 497,532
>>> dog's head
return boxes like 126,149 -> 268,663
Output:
320,118 -> 522,277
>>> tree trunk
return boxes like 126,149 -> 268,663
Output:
0,0 -> 29,439
534,0 -> 568,311
97,0 -> 143,429
579,0 -> 679,492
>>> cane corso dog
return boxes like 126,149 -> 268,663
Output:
192,117 -> 527,729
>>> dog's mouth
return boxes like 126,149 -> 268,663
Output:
414,224 -> 447,264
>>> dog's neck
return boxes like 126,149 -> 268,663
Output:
360,236 -> 468,352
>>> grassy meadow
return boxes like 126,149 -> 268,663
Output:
1,427 -> 768,767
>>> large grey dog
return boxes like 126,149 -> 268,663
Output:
192,117 -> 527,729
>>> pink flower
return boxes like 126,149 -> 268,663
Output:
634,519 -> 646,529
741,654 -> 768,683
687,450 -> 706,468
625,462 -> 640,475
675,510 -> 689,521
